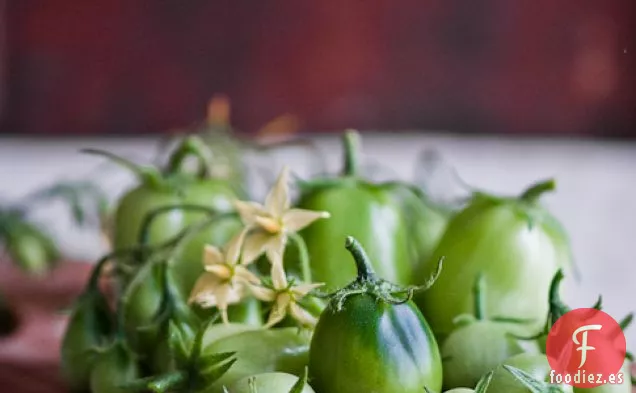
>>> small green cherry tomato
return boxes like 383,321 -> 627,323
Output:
441,274 -> 525,390
226,372 -> 315,393
309,237 -> 442,393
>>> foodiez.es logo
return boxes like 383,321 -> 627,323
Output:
546,308 -> 626,388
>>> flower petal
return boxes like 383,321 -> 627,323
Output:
291,282 -> 325,298
248,283 -> 277,302
283,208 -> 330,232
265,293 -> 291,328
270,261 -> 289,290
204,264 -> 232,280
264,166 -> 290,219
234,200 -> 267,226
234,266 -> 261,285
289,302 -> 318,327
265,233 -> 287,266
203,245 -> 224,267
241,230 -> 271,264
225,227 -> 249,265
188,273 -> 221,304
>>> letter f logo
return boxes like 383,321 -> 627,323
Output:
572,324 -> 603,368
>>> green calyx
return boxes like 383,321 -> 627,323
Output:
519,179 -> 556,203
122,314 -> 237,393
327,236 -> 443,312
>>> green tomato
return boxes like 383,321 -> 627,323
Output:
89,341 -> 140,393
87,137 -> 242,290
202,322 -> 260,347
226,372 -> 315,393
442,320 -> 525,389
308,237 -> 442,393
573,360 -> 632,393
415,180 -> 572,338
60,289 -> 113,391
290,131 -> 420,291
487,353 -> 573,393
202,327 -> 311,392
445,389 -> 476,393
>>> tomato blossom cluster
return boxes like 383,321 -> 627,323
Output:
189,166 -> 329,326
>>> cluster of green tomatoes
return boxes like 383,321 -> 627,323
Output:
59,126 -> 633,393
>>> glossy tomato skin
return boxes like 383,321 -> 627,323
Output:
488,353 -> 573,393
60,291 -> 113,392
203,327 -> 311,392
294,181 -> 412,291
89,342 -> 140,393
309,294 -> 442,393
441,320 -> 525,390
415,194 -> 571,338
226,372 -> 316,393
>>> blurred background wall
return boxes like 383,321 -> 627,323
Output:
0,0 -> 634,137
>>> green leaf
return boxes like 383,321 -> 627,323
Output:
474,370 -> 494,393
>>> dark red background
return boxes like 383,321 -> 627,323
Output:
0,1 -> 634,137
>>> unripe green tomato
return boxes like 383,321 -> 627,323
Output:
487,353 -> 573,393
202,322 -> 260,347
202,327 -> 311,392
89,342 -> 140,393
226,372 -> 315,393
415,183 -> 572,338
445,389 -> 475,393
309,295 -> 442,393
294,182 -> 413,292
441,320 -> 525,389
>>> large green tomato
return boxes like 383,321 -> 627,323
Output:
290,131 -> 440,291
308,237 -> 442,393
415,180 -> 572,338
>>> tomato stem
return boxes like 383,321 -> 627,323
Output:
137,204 -> 218,248
548,269 -> 569,325
519,178 -> 556,202
345,236 -> 376,282
289,232 -> 312,283
165,136 -> 216,179
342,130 -> 361,177
473,273 -> 486,320
81,148 -> 163,188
